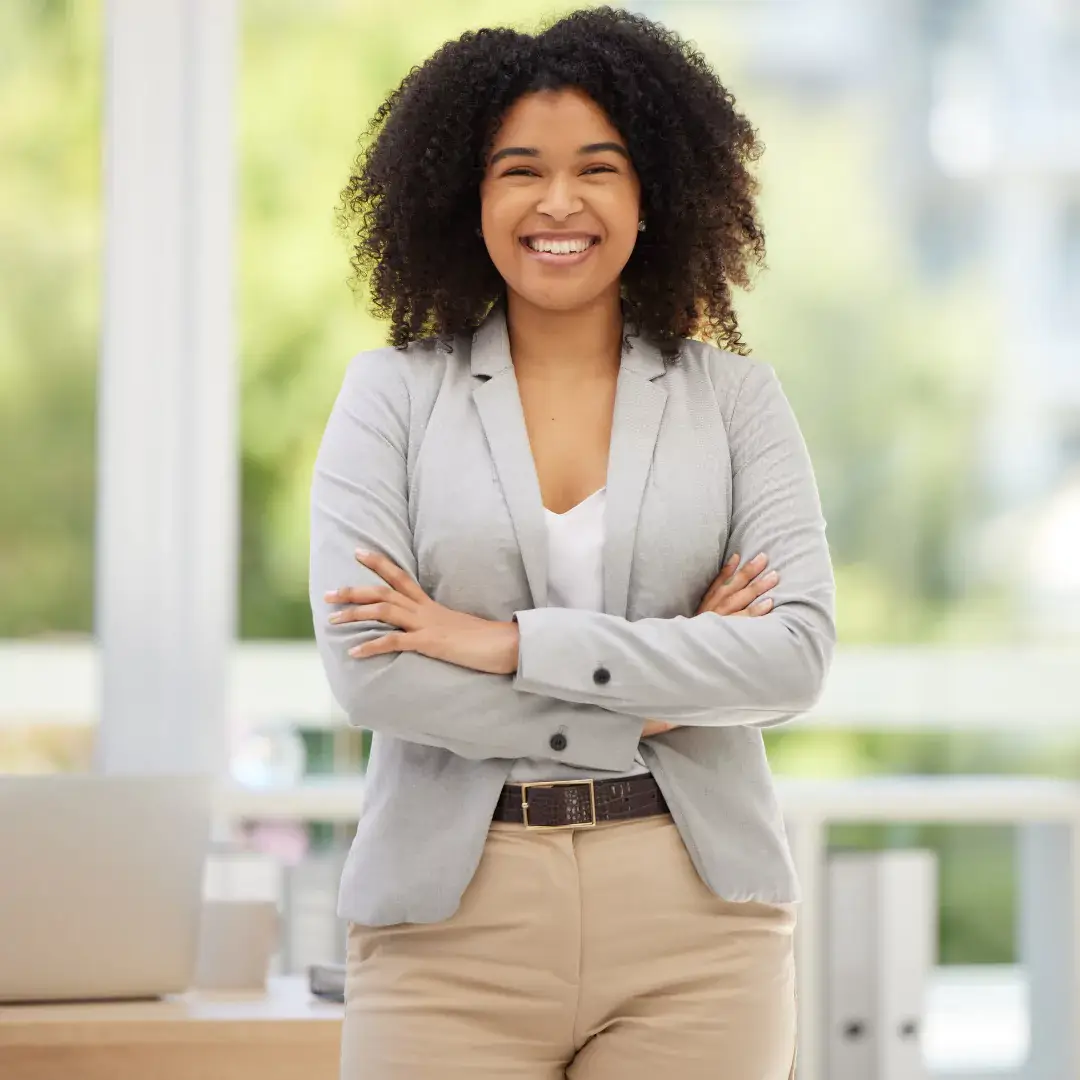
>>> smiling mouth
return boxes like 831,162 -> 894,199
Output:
520,236 -> 600,256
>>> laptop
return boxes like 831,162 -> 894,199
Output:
0,773 -> 213,1003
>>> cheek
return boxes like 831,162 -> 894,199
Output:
596,187 -> 641,256
599,212 -> 640,267
606,217 -> 638,253
480,194 -> 524,266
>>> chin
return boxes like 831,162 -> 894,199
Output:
523,293 -> 592,313
513,279 -> 619,314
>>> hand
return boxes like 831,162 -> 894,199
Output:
641,719 -> 677,737
696,551 -> 778,618
325,550 -> 520,675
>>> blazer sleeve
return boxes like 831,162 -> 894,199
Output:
309,353 -> 645,771
512,360 -> 836,726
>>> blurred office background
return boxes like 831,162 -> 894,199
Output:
1,0 -> 1078,1074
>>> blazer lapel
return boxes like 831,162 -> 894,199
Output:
470,311 -> 550,608
469,309 -> 669,616
603,334 -> 668,617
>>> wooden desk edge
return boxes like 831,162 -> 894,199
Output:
0,980 -> 343,1049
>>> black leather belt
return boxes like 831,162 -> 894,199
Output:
492,774 -> 669,830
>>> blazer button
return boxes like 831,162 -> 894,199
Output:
592,666 -> 612,685
549,732 -> 568,752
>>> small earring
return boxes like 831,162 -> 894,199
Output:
637,219 -> 646,233
475,227 -> 483,238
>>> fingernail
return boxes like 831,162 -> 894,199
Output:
323,590 -> 337,601
765,570 -> 779,582
354,548 -> 369,559
328,613 -> 343,624
727,552 -> 740,564
348,645 -> 363,657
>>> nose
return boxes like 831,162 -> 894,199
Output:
535,172 -> 584,222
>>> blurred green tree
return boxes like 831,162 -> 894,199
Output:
0,0 -> 101,637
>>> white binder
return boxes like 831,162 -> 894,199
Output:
826,850 -> 937,1080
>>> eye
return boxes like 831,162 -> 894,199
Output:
501,167 -> 538,178
582,164 -> 619,176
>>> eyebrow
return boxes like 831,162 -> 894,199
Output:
489,141 -> 630,166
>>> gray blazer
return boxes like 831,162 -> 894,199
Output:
310,309 -> 835,926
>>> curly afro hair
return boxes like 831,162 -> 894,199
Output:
341,6 -> 766,357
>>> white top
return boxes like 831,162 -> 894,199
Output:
507,489 -> 649,782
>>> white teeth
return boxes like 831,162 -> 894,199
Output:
527,237 -> 594,254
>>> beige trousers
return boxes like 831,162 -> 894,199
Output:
341,815 -> 797,1080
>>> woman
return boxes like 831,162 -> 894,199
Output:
311,8 -> 834,1079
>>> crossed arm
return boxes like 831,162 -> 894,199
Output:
310,355 -> 835,766
326,547 -> 779,737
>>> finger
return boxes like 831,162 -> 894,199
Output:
698,558 -> 736,612
700,552 -> 767,611
729,596 -> 774,618
745,569 -> 780,601
353,549 -> 427,602
329,602 -> 417,630
324,584 -> 396,606
716,576 -> 776,615
716,552 -> 768,599
646,721 -> 680,735
708,569 -> 779,616
718,552 -> 740,582
726,551 -> 768,589
348,631 -> 414,659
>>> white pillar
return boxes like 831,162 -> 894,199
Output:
95,0 -> 238,776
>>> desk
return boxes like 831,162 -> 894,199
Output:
0,976 -> 343,1080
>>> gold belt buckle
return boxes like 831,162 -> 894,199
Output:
520,779 -> 597,830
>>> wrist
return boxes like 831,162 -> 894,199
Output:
500,619 -> 521,675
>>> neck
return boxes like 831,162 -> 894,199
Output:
505,286 -> 623,379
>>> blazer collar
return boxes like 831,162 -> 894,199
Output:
469,305 -> 667,382
469,308 -> 512,378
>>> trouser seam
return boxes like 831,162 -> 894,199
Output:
569,830 -> 586,1055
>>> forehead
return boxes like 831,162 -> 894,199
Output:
491,87 -> 625,150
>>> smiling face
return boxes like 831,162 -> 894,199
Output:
479,87 -> 642,314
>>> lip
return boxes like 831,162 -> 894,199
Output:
518,234 -> 600,267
